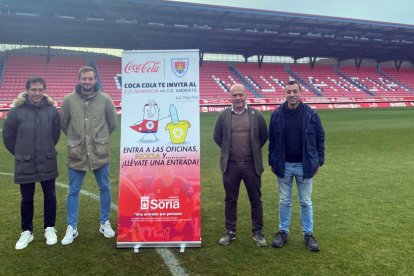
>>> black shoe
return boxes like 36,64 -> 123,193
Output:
252,232 -> 267,247
304,233 -> 320,252
272,231 -> 288,248
219,231 -> 236,246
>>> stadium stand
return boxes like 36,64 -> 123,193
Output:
0,55 -> 86,101
1,54 -> 414,101
290,65 -> 370,97
381,67 -> 414,92
96,58 -> 122,100
234,63 -> 287,97
339,67 -> 413,97
200,62 -> 242,99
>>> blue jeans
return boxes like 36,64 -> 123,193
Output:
277,162 -> 313,235
67,164 -> 111,229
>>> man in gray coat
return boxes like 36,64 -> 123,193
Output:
3,77 -> 60,249
213,83 -> 268,247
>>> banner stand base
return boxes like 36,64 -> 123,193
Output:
132,244 -> 186,253
117,241 -> 201,250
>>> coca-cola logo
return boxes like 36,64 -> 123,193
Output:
124,61 -> 160,73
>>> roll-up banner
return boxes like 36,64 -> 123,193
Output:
117,50 -> 201,249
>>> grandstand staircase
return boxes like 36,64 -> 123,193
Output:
0,56 -> 5,88
228,65 -> 262,97
377,69 -> 414,94
286,67 -> 322,96
336,68 -> 374,96
90,61 -> 104,91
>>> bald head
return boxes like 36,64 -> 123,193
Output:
230,83 -> 247,113
230,83 -> 246,94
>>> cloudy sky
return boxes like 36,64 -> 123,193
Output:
173,0 -> 414,25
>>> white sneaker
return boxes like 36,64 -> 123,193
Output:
99,220 -> 115,238
61,225 -> 78,245
15,230 -> 33,250
44,227 -> 57,245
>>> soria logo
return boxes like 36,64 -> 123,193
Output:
124,61 -> 160,73
140,196 -> 150,209
140,196 -> 180,210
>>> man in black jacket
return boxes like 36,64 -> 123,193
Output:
214,83 -> 268,247
3,77 -> 61,250
268,80 -> 325,252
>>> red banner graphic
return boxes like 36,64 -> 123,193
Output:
117,49 -> 201,249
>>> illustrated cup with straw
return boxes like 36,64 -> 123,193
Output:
165,104 -> 191,144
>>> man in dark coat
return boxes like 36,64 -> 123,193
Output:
268,80 -> 325,252
213,83 -> 268,247
3,77 -> 61,250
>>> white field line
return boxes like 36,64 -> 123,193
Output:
0,172 -> 187,276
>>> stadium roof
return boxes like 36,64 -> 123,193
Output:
1,0 -> 414,65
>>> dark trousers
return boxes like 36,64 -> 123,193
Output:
223,160 -> 263,233
20,179 -> 56,232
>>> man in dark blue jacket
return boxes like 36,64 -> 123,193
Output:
268,80 -> 325,252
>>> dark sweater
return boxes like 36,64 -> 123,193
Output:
283,102 -> 303,162
229,110 -> 252,161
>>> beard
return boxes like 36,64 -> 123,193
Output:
287,96 -> 299,103
81,84 -> 95,95
286,96 -> 300,108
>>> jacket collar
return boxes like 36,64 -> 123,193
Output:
231,104 -> 248,115
75,83 -> 100,99
12,92 -> 55,108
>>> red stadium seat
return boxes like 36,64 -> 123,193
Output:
0,55 -> 85,101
